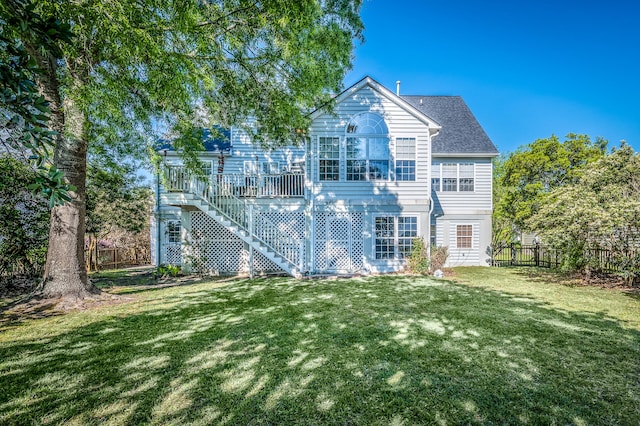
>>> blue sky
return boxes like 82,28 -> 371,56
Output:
344,0 -> 640,154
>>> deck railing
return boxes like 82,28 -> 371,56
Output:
165,168 -> 304,198
164,165 -> 303,269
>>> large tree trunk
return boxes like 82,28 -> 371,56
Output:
33,51 -> 100,300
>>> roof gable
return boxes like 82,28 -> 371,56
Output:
311,76 -> 442,132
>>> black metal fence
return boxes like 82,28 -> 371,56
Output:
492,243 -> 639,280
491,244 -> 562,268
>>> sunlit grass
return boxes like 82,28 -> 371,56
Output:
1,268 -> 639,424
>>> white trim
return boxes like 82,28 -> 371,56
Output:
372,214 -> 420,261
432,161 -> 476,193
310,76 -> 442,132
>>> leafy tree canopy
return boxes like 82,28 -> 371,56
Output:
0,0 -> 74,206
528,144 -> 640,283
10,0 -> 363,299
496,134 -> 607,233
0,155 -> 49,277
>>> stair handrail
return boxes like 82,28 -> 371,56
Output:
164,165 -> 302,269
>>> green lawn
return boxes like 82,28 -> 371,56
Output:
1,268 -> 639,424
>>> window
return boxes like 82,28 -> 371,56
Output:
346,112 -> 388,134
167,220 -> 181,244
397,217 -> 417,258
319,137 -> 340,181
346,137 -> 389,181
456,225 -> 473,249
395,138 -> 416,181
200,161 -> 213,177
244,160 -> 260,175
346,113 -> 389,181
433,162 -> 475,192
375,217 -> 395,259
262,161 -> 279,175
459,163 -> 474,191
243,161 -> 280,175
431,164 -> 441,191
375,216 -> 418,259
442,163 -> 458,191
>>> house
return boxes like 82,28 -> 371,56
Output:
151,76 -> 499,276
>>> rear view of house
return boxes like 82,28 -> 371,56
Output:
151,76 -> 498,276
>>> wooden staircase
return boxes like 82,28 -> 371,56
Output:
165,166 -> 303,277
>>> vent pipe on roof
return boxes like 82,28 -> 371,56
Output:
396,80 -> 401,96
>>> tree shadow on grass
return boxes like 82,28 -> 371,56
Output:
0,275 -> 639,424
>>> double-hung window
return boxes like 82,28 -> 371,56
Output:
395,138 -> 416,181
374,216 -> 418,259
458,163 -> 475,191
456,224 -> 473,249
318,137 -> 340,181
442,163 -> 458,191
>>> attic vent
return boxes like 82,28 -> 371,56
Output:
420,98 -> 423,105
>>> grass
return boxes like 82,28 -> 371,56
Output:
0,267 -> 639,424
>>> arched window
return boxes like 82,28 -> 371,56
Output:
345,113 -> 390,181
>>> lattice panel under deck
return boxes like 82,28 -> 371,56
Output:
163,244 -> 182,266
314,212 -> 363,273
252,250 -> 284,273
255,211 -> 305,266
190,211 -> 284,275
190,212 -> 245,274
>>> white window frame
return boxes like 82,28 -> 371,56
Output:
166,220 -> 181,244
317,136 -> 341,181
432,162 -> 476,192
243,160 -> 279,175
455,224 -> 473,249
373,215 -> 419,260
346,137 -> 390,181
395,137 -> 416,181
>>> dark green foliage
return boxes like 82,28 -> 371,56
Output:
86,162 -> 152,237
496,134 -> 606,234
0,0 -> 74,206
154,264 -> 182,278
0,156 -> 49,277
407,237 -> 429,274
530,144 -> 640,283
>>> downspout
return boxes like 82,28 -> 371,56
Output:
428,129 -> 440,260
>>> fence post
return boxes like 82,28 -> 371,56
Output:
534,242 -> 540,267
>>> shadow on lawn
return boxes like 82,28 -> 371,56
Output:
0,275 -> 639,424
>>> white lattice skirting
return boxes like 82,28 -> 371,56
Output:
314,212 -> 363,273
188,211 -> 305,275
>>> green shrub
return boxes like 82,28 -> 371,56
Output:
155,264 -> 181,278
407,237 -> 429,275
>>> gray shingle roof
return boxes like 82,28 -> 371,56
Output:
402,95 -> 498,155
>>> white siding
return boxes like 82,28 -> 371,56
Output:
431,158 -> 493,213
224,125 -> 306,175
309,85 -> 432,204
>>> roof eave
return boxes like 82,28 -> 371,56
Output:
432,152 -> 500,158
310,76 -> 442,131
